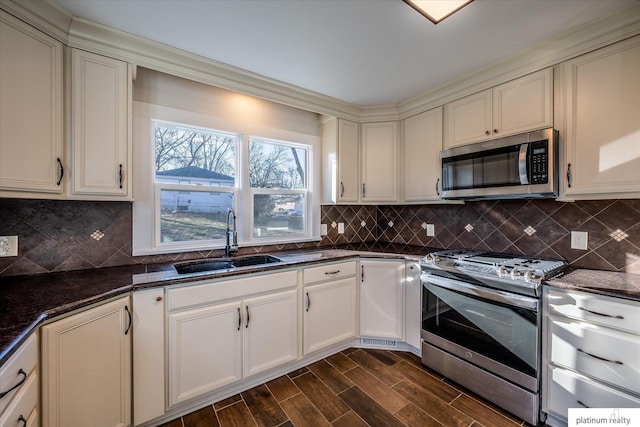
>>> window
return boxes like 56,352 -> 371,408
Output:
154,121 -> 238,246
131,69 -> 321,256
249,137 -> 307,238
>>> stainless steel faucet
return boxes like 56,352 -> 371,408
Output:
225,208 -> 238,257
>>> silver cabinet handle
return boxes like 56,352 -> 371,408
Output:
578,306 -> 624,319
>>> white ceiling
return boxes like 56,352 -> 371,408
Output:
52,0 -> 637,107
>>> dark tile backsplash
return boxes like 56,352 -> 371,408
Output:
1,198 -> 639,276
321,199 -> 640,274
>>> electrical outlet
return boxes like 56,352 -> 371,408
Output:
571,231 -> 588,250
320,224 -> 328,236
426,224 -> 435,237
338,223 -> 345,234
0,236 -> 18,257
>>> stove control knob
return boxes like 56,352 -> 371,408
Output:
524,271 -> 540,284
510,268 -> 524,280
497,266 -> 510,278
425,253 -> 440,264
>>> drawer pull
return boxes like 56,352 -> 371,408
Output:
324,270 -> 340,275
0,369 -> 27,399
306,292 -> 311,312
577,400 -> 589,408
578,306 -> 624,319
577,348 -> 623,365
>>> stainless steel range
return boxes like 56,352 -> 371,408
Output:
420,249 -> 568,425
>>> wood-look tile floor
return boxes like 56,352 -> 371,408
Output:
160,348 -> 531,427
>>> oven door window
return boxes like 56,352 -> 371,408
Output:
423,282 -> 538,377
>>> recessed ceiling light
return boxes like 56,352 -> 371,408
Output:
403,0 -> 473,24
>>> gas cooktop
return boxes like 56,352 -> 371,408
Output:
420,249 -> 569,296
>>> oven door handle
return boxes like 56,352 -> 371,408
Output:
422,273 -> 539,311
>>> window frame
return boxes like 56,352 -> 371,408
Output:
132,100 -> 320,256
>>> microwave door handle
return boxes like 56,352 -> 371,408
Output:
519,143 -> 529,185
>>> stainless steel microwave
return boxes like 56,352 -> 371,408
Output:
440,128 -> 559,200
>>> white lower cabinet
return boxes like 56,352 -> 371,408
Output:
168,300 -> 243,405
0,333 -> 39,427
359,259 -> 404,340
543,287 -> 640,426
302,261 -> 357,355
166,270 -> 298,407
404,261 -> 422,350
41,296 -> 131,427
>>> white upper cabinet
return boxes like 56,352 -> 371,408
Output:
444,68 -> 553,148
321,118 -> 359,203
562,35 -> 640,198
361,121 -> 398,203
70,49 -> 131,199
402,108 -> 443,202
0,10 -> 64,196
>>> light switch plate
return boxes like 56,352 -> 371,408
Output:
320,224 -> 328,236
570,231 -> 588,250
0,235 -> 18,257
338,223 -> 345,234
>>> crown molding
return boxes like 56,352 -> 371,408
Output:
397,2 -> 640,120
4,0 -> 640,124
0,0 -> 71,43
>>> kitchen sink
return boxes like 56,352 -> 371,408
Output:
174,254 -> 283,275
229,254 -> 283,267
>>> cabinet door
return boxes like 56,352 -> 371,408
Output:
360,260 -> 404,340
337,119 -> 360,203
71,49 -> 130,198
563,36 -> 640,197
403,108 -> 443,201
404,262 -> 422,349
443,89 -> 492,148
0,11 -> 63,194
41,296 -> 131,427
492,68 -> 552,138
168,300 -> 242,406
361,122 -> 398,202
303,277 -> 356,355
132,289 -> 165,425
243,289 -> 298,377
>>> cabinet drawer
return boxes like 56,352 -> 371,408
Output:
303,261 -> 356,284
548,367 -> 640,421
547,288 -> 640,334
168,270 -> 298,311
0,372 -> 38,426
550,317 -> 640,394
0,334 -> 37,414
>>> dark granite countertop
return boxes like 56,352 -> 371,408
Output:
0,243 -> 434,366
546,268 -> 640,301
5,242 -> 635,367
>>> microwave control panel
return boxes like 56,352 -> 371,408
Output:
530,140 -> 548,184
